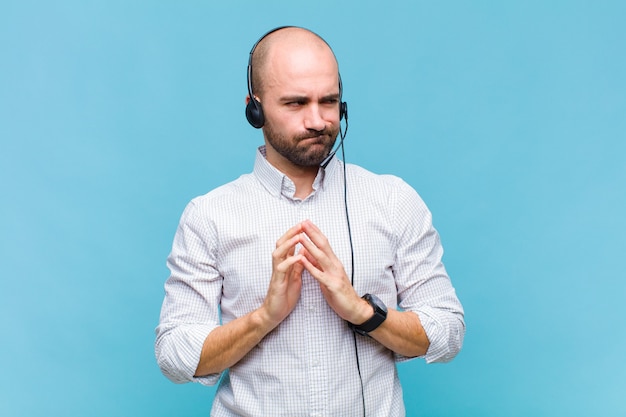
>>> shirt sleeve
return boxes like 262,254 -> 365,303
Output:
391,179 -> 465,363
155,200 -> 223,386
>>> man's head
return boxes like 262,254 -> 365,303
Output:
246,27 -> 344,169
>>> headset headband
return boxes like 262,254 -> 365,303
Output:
245,26 -> 346,128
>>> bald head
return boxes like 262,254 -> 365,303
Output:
250,27 -> 339,97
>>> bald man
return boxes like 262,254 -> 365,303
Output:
156,27 -> 465,417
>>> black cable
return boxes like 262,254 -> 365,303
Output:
339,132 -> 366,417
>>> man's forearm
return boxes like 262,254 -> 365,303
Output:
369,309 -> 430,358
194,308 -> 276,377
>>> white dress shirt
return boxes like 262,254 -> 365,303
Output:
155,146 -> 465,417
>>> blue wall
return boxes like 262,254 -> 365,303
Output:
1,1 -> 624,416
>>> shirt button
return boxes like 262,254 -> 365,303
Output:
312,359 -> 320,367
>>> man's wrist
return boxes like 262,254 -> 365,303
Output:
348,294 -> 388,336
253,305 -> 280,334
353,298 -> 375,325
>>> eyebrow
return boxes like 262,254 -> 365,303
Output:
279,93 -> 340,103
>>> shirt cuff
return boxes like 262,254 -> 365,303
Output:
416,306 -> 455,363
156,324 -> 222,386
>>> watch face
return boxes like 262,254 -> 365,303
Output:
365,294 -> 388,315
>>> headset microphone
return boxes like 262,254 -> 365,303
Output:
320,102 -> 349,168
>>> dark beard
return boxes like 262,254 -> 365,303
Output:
263,122 -> 339,167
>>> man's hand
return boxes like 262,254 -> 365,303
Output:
296,220 -> 430,358
260,223 -> 306,327
195,223 -> 306,377
194,220 -> 428,378
296,220 -> 373,325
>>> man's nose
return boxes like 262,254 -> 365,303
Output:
303,104 -> 326,131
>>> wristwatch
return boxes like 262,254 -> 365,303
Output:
348,294 -> 388,336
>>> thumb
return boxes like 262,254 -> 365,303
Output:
291,260 -> 305,278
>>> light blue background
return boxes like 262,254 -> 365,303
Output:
1,1 -> 624,416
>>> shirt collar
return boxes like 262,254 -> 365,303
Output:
253,145 -> 340,200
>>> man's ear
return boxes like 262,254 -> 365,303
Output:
246,95 -> 261,104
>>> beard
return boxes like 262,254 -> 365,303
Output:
263,120 -> 339,167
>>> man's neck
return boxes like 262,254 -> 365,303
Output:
264,146 -> 319,199
288,168 -> 318,199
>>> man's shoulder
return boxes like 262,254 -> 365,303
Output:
345,163 -> 412,190
344,163 -> 428,212
187,173 -> 256,209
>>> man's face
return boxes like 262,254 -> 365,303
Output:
258,42 -> 341,168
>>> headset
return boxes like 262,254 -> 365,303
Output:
245,27 -> 365,416
245,26 -> 347,129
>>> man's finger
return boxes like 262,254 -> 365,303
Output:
276,223 -> 303,248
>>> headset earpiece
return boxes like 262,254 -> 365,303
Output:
246,96 -> 264,128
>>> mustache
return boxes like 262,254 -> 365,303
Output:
295,128 -> 336,141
